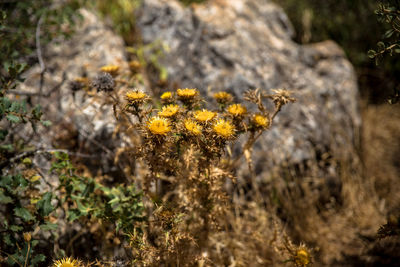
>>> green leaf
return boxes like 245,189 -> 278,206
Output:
67,209 -> 81,222
37,192 -> 54,216
6,114 -> 21,123
10,225 -> 23,231
3,234 -> 12,246
0,190 -> 13,204
76,200 -> 89,215
0,144 -> 14,152
367,50 -> 376,59
14,207 -> 35,221
9,101 -> 20,112
0,128 -> 8,141
31,254 -> 46,265
40,221 -> 57,231
383,29 -> 395,39
41,120 -> 52,127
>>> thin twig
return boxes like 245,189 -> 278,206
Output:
23,242 -> 30,267
36,15 -> 45,102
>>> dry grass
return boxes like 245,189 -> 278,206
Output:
362,103 -> 400,212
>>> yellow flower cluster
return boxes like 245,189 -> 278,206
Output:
126,87 -> 274,140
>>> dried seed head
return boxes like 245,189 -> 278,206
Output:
227,104 -> 247,117
158,104 -> 180,118
91,72 -> 115,92
184,119 -> 202,135
269,89 -> 296,106
194,109 -> 216,123
147,116 -> 171,135
213,119 -> 235,138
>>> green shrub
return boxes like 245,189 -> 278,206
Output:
275,0 -> 400,103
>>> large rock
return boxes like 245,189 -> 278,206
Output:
136,0 -> 361,179
19,9 -> 130,175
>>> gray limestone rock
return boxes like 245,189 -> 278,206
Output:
136,0 -> 361,180
19,9 -> 130,175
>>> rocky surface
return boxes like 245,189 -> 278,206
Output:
136,0 -> 361,179
19,9 -> 130,174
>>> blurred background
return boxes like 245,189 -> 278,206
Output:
1,0 -> 399,266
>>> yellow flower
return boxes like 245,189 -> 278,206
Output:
252,114 -> 270,128
147,116 -> 171,135
294,248 -> 311,266
184,119 -> 202,135
74,77 -> 89,84
129,60 -> 141,71
194,109 -> 216,123
177,88 -> 198,99
52,257 -> 81,267
158,104 -> 180,118
227,104 -> 247,117
213,119 -> 235,138
160,91 -> 173,100
214,91 -> 233,103
126,90 -> 147,103
100,65 -> 120,75
23,232 -> 31,242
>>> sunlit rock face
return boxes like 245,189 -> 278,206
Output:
136,0 -> 361,181
19,9 -> 132,176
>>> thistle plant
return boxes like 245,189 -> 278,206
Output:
71,60 -> 297,265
